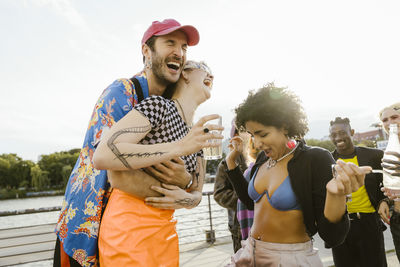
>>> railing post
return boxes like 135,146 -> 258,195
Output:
205,192 -> 216,244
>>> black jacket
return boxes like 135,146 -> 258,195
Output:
226,141 -> 350,248
214,155 -> 247,230
332,146 -> 385,209
214,155 -> 247,211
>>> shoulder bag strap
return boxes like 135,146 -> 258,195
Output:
129,77 -> 145,102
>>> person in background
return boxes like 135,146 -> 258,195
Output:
213,120 -> 247,252
54,19 -> 202,267
378,102 -> 400,262
233,135 -> 259,240
225,83 -> 372,266
329,117 -> 387,267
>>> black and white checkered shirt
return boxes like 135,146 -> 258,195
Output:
134,95 -> 202,173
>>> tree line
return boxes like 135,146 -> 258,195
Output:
0,147 -> 221,192
0,149 -> 80,192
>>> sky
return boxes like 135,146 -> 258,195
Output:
1,0 -> 399,162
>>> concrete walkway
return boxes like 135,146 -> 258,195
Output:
9,226 -> 400,266
180,230 -> 400,267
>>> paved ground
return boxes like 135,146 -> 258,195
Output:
14,227 -> 400,266
180,230 -> 400,267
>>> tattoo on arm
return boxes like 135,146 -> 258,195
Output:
107,124 -> 152,169
174,198 -> 197,207
119,151 -> 166,158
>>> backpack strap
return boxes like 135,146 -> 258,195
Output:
129,77 -> 145,102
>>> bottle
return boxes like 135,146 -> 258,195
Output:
382,124 -> 400,196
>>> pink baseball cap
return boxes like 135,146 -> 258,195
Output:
141,19 -> 200,46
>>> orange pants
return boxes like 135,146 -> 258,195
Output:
99,189 -> 179,267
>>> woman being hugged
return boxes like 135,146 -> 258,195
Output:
93,61 -> 222,267
225,83 -> 371,266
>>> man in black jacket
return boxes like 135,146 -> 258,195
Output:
329,117 -> 387,267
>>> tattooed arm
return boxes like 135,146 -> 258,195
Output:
93,110 -> 222,171
109,157 -> 205,208
144,156 -> 206,209
93,108 -> 180,171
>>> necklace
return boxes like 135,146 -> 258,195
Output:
174,99 -> 191,127
265,142 -> 299,169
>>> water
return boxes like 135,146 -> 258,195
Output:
0,196 -> 64,230
0,183 -> 229,237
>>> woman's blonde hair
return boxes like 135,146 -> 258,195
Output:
163,60 -> 212,99
379,102 -> 400,120
183,60 -> 212,75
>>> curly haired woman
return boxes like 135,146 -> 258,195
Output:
225,83 -> 372,266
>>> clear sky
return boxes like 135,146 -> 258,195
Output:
1,0 -> 399,162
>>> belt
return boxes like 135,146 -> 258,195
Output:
348,212 -> 375,220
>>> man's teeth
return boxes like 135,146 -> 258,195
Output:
167,62 -> 180,70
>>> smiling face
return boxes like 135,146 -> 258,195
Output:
380,108 -> 400,134
144,30 -> 188,86
245,121 -> 289,160
329,123 -> 355,155
185,67 -> 214,103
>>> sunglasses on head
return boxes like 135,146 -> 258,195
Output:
184,61 -> 212,76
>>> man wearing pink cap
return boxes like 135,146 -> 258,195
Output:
54,19 -> 200,267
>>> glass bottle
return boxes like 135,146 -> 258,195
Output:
382,124 -> 400,197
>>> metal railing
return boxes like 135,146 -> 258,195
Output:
0,191 -> 231,245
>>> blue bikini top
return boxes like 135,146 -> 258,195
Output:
248,167 -> 301,211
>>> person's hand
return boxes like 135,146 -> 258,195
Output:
378,200 -> 391,224
326,160 -> 372,196
144,183 -> 201,209
381,186 -> 400,200
144,157 -> 191,189
382,151 -> 400,177
177,114 -> 224,156
226,136 -> 243,161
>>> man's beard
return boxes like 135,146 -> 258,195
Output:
151,52 -> 182,86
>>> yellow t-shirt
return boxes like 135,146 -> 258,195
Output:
339,156 -> 376,213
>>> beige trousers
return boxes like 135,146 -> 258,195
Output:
227,236 -> 323,267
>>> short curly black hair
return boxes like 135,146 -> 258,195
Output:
235,83 -> 309,139
329,117 -> 351,127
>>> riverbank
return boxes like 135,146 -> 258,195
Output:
0,189 -> 64,200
